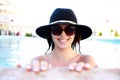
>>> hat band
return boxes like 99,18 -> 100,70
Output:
50,20 -> 77,25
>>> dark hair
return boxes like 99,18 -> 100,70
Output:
45,28 -> 82,54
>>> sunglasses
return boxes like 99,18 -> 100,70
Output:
50,26 -> 76,36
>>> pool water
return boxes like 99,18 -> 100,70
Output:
0,36 -> 21,67
96,39 -> 120,45
0,36 -> 47,67
0,36 -> 120,68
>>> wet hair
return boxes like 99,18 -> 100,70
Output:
45,28 -> 82,54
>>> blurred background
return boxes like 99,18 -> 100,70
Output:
0,0 -> 120,69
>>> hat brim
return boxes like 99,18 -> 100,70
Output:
36,23 -> 92,40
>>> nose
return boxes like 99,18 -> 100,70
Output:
61,31 -> 67,36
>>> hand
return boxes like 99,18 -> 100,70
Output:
25,60 -> 51,73
68,62 -> 92,72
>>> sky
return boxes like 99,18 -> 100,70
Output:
8,0 -> 120,31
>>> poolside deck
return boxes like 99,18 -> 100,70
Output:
0,67 -> 120,80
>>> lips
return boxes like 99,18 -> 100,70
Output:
58,38 -> 68,43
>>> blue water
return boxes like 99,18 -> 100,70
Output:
0,36 -> 47,67
0,36 -> 22,67
96,39 -> 120,45
0,36 -> 120,68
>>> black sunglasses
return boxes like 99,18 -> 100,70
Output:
50,25 -> 76,36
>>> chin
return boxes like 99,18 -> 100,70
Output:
58,45 -> 69,49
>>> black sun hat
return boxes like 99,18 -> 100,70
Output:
36,8 -> 92,40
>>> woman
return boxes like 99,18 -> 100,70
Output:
26,8 -> 96,73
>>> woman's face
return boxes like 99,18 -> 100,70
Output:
51,25 -> 76,49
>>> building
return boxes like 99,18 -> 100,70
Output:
0,0 -> 15,35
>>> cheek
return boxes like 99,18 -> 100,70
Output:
51,35 -> 58,42
70,35 -> 75,41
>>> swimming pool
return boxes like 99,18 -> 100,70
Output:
96,39 -> 120,45
0,36 -> 120,68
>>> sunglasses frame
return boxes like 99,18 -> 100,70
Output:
50,25 -> 76,36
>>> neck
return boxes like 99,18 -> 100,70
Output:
51,48 -> 78,61
48,48 -> 79,67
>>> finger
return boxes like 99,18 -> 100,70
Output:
32,60 -> 40,73
75,62 -> 85,72
83,63 -> 91,70
40,61 -> 49,71
68,62 -> 77,71
26,63 -> 32,71
16,63 -> 22,68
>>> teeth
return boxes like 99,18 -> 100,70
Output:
60,39 -> 66,42
59,39 -> 67,42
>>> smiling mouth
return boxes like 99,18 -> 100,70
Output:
58,39 -> 69,43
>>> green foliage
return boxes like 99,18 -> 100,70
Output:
98,32 -> 102,37
25,33 -> 32,37
110,29 -> 113,32
114,31 -> 119,37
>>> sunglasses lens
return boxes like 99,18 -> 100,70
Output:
65,27 -> 76,36
50,26 -> 76,36
51,27 -> 62,35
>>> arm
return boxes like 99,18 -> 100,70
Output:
68,54 -> 97,72
82,54 -> 96,68
25,55 -> 50,73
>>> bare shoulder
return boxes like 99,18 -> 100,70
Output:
79,54 -> 96,66
31,55 -> 46,62
81,54 -> 95,61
